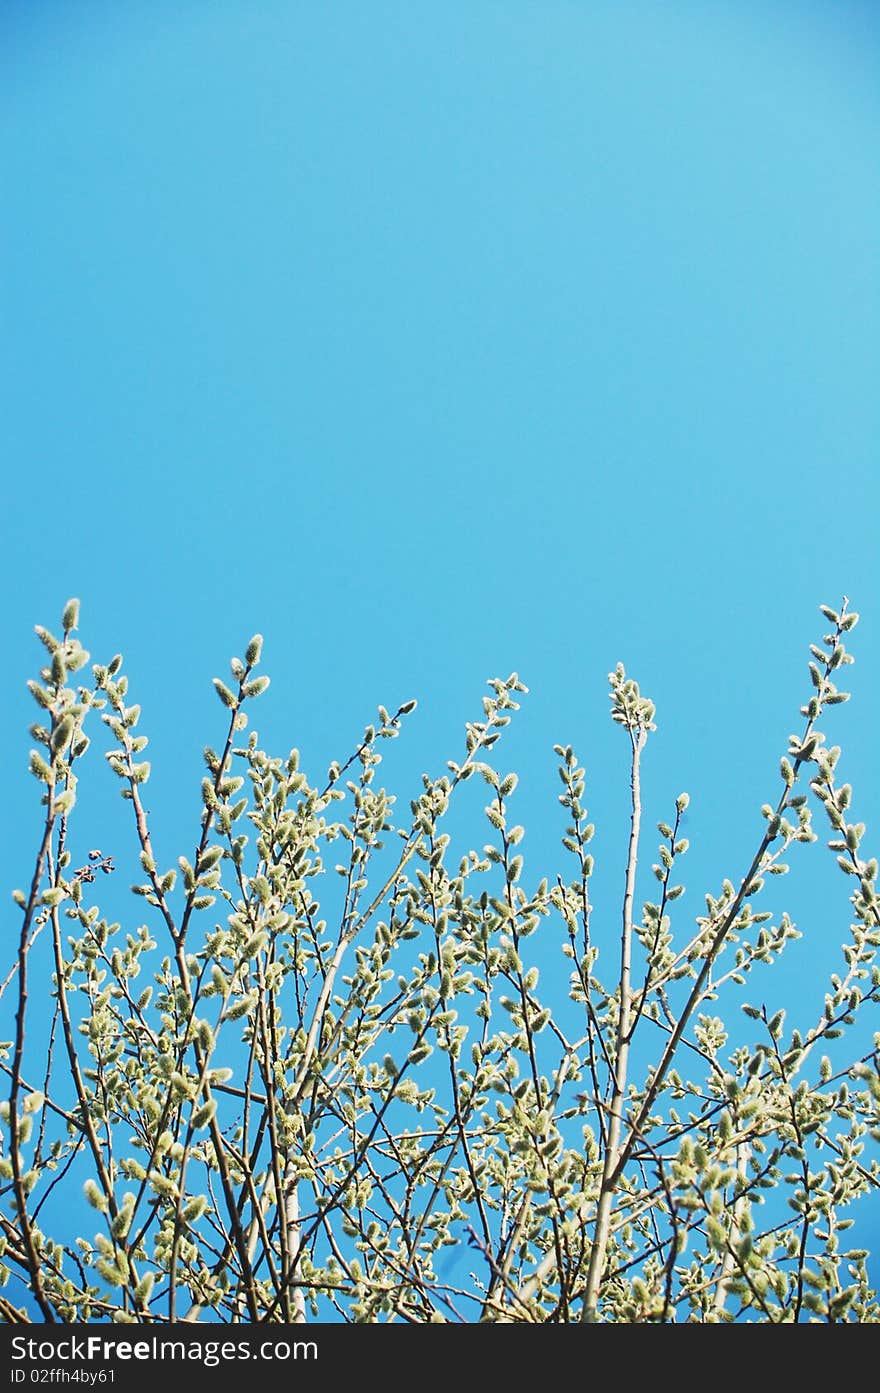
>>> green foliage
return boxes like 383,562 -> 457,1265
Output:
1,599 -> 878,1324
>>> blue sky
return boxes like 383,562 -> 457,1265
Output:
2,0 -> 879,1300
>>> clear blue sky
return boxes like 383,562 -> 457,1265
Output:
2,0 -> 879,1287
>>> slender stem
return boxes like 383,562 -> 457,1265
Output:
282,1167 -> 307,1321
581,727 -> 645,1319
288,833 -> 423,1108
712,1141 -> 751,1318
172,946 -> 262,1321
9,792 -> 58,1321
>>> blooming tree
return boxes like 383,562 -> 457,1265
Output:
2,598 -> 878,1323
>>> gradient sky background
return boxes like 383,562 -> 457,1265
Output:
2,0 -> 879,1300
